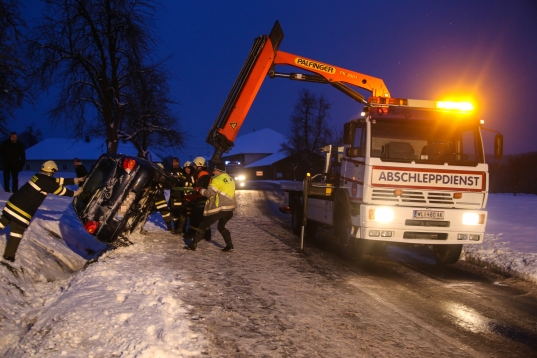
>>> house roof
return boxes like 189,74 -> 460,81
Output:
244,152 -> 287,168
26,138 -> 162,162
226,128 -> 287,155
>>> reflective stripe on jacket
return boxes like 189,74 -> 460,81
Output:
199,172 -> 236,216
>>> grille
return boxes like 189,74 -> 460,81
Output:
403,232 -> 448,240
372,189 -> 458,205
427,192 -> 454,204
405,219 -> 450,227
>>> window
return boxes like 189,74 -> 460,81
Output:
370,117 -> 484,165
63,164 -> 68,170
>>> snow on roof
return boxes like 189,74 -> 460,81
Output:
244,151 -> 287,168
25,138 -> 162,162
226,128 -> 287,155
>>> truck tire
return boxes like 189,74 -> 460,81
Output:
333,198 -> 363,261
305,220 -> 318,241
291,198 -> 303,236
432,244 -> 462,264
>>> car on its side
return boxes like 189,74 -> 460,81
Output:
73,153 -> 177,246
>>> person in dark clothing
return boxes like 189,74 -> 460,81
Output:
186,156 -> 212,240
0,160 -> 84,262
0,132 -> 26,193
140,164 -> 173,235
184,162 -> 236,252
168,157 -> 186,234
169,159 -> 196,235
73,158 -> 89,178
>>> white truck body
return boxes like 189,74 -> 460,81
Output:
281,98 -> 501,263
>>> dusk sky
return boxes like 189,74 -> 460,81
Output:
14,0 -> 537,159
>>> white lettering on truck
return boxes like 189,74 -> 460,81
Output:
371,168 -> 484,191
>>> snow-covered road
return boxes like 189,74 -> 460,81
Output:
2,182 -> 537,357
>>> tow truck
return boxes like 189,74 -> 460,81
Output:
206,21 -> 503,264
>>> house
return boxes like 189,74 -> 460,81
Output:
222,128 -> 287,165
24,138 -> 162,173
221,128 -> 330,181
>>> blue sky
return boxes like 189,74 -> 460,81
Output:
13,0 -> 537,159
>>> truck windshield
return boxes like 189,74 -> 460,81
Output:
369,117 -> 484,165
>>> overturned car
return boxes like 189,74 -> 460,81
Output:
73,153 -> 177,246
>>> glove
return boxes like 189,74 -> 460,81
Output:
73,187 -> 83,197
74,176 -> 87,185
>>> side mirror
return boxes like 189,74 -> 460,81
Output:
494,133 -> 503,159
343,122 -> 355,145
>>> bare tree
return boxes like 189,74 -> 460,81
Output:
18,123 -> 43,148
120,65 -> 185,158
26,0 -> 183,154
281,89 -> 333,170
0,0 -> 28,135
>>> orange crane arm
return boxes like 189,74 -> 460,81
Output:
272,51 -> 390,98
207,20 -> 390,163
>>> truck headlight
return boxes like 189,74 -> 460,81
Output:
462,212 -> 485,225
369,207 -> 394,223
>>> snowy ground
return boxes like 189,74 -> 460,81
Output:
0,172 -> 536,356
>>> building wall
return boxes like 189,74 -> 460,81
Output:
246,155 -> 326,181
222,153 -> 272,166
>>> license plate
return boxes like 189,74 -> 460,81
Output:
413,210 -> 445,220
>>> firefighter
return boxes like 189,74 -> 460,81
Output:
0,161 -> 85,262
186,156 -> 211,240
184,162 -> 236,252
173,160 -> 195,235
168,157 -> 187,234
140,163 -> 173,234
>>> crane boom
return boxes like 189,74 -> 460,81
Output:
207,20 -> 390,163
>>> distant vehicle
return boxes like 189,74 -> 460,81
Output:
73,153 -> 177,246
225,162 -> 247,189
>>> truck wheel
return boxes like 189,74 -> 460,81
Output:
333,203 -> 362,261
291,199 -> 303,236
432,244 -> 462,264
305,220 -> 318,241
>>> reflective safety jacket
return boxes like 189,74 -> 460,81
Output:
199,172 -> 236,216
2,173 -> 76,228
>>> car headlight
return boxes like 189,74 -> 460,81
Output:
368,207 -> 394,223
462,212 -> 484,225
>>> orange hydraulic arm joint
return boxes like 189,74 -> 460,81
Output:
207,21 -> 284,163
270,51 -> 390,104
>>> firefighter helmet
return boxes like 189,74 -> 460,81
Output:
41,160 -> 58,173
157,163 -> 164,169
183,161 -> 192,168
192,156 -> 206,167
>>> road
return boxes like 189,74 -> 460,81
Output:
8,182 -> 537,357
178,181 -> 537,357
